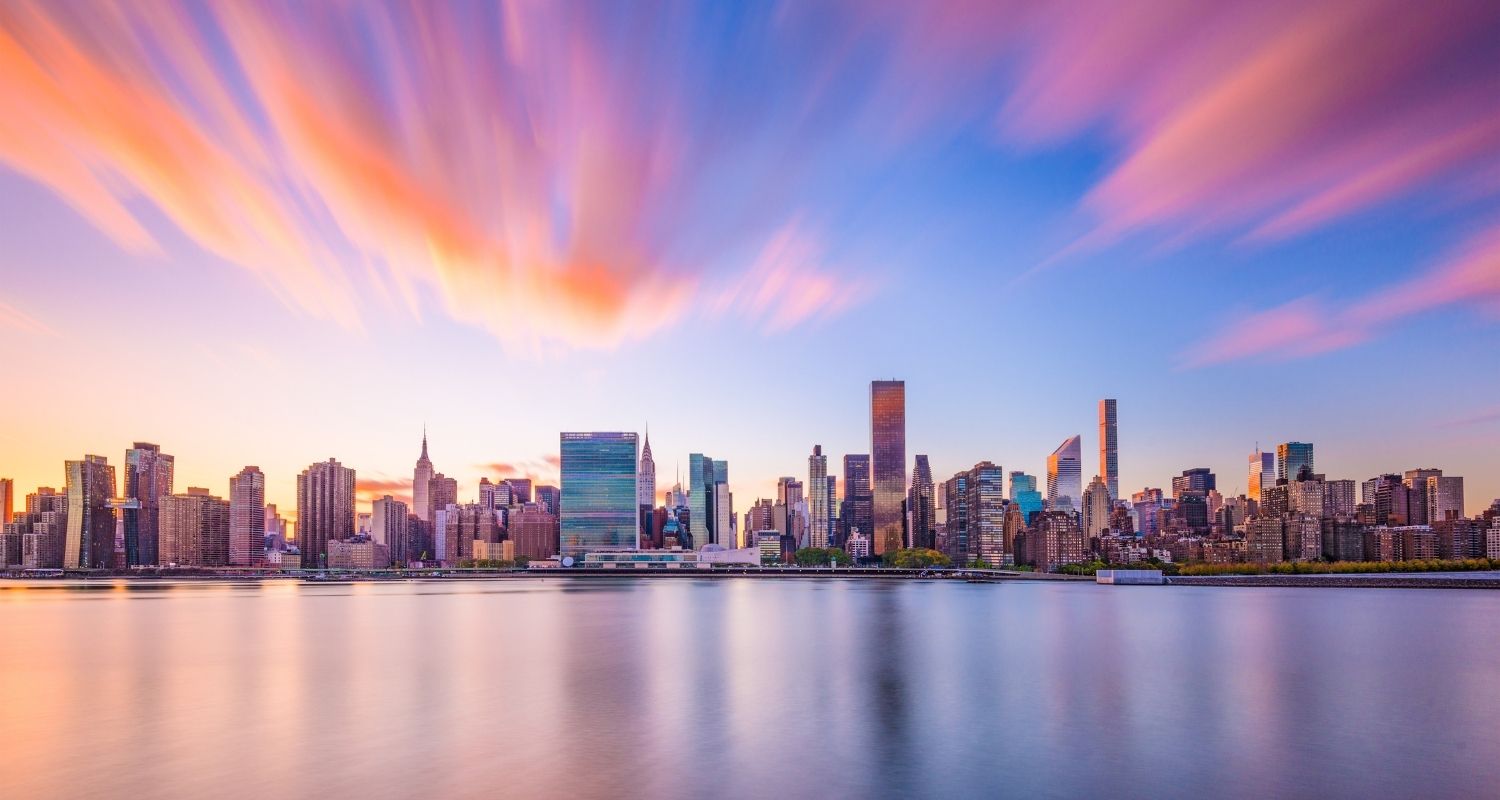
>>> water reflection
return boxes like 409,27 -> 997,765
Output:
1,579 -> 1498,799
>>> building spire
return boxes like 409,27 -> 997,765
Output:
420,425 -> 429,461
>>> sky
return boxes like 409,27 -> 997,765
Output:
2,0 -> 1499,519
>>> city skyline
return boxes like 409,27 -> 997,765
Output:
2,2 -> 1499,519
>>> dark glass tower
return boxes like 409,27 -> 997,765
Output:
841,454 -> 872,549
560,433 -> 639,559
870,380 -> 906,555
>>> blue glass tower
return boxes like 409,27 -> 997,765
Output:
560,432 -> 639,560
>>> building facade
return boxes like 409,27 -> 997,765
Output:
869,380 -> 906,555
1046,435 -> 1082,513
1098,399 -> 1118,500
296,458 -> 356,569
122,443 -> 173,566
560,432 -> 639,560
228,466 -> 265,567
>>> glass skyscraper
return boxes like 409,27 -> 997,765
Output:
841,454 -> 872,549
123,442 -> 173,566
1248,451 -> 1276,501
1009,471 -> 1044,525
870,380 -> 906,554
1276,442 -> 1315,482
1046,435 -> 1082,513
560,432 -> 639,559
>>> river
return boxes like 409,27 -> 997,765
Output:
2,577 -> 1496,798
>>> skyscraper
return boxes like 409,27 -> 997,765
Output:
1009,472 -> 1044,525
964,462 -> 1005,566
908,455 -> 935,550
1,477 -> 13,525
297,458 -> 356,568
413,430 -> 433,521
870,380 -> 906,555
559,432 -> 639,560
429,474 -> 458,514
714,483 -> 734,548
64,455 -> 115,569
825,475 -> 838,548
1082,475 -> 1112,540
638,428 -> 656,511
809,445 -> 829,548
122,442 -> 173,566
1046,435 -> 1082,513
159,488 -> 230,567
1276,442 -> 1315,482
1098,399 -> 1118,500
371,495 -> 410,564
842,454 -> 872,546
228,466 -> 266,566
688,453 -> 715,549
1426,475 -> 1465,523
1248,451 -> 1276,502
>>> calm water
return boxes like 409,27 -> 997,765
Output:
3,578 -> 1499,799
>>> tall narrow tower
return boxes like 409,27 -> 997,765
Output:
808,445 -> 829,548
413,429 -> 434,522
1098,399 -> 1118,501
870,380 -> 906,555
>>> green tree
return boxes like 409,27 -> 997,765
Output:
794,547 -> 852,566
883,548 -> 953,569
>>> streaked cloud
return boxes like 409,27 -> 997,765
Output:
0,297 -> 55,336
1182,221 -> 1500,367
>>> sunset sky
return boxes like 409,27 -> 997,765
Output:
2,1 -> 1498,517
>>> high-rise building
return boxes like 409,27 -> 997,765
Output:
841,454 -> 872,546
1082,475 -> 1112,540
908,455 -> 935,550
688,453 -> 715,549
160,488 -> 230,567
1276,442 -> 1315,482
509,503 -> 560,560
559,432 -> 639,560
1323,479 -> 1357,517
870,380 -> 906,555
1427,475 -> 1465,523
413,430 -> 434,521
371,495 -> 410,564
122,443 -> 173,566
228,466 -> 265,566
506,478 -> 533,505
296,458 -> 356,569
0,478 -> 11,525
1171,468 -> 1217,498
809,445 -> 829,548
942,472 -> 969,565
638,430 -> 657,508
534,485 -> 560,517
825,475 -> 838,548
1028,510 -> 1086,572
478,478 -> 511,511
1046,435 -> 1082,512
429,474 -> 458,515
964,462 -> 1005,566
1009,472 -> 1044,525
1098,399 -> 1118,500
1248,451 -> 1276,502
714,483 -> 734,548
64,455 -> 116,569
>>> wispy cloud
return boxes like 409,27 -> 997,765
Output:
1181,221 -> 1500,367
0,298 -> 54,336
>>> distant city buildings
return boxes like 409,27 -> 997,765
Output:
64,455 -> 115,569
296,458 -> 356,569
228,467 -> 265,567
123,443 -> 173,566
908,455 -> 934,551
160,488 -> 229,567
809,445 -> 829,549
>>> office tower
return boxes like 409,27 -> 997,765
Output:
870,380 -> 906,555
264,504 -> 286,550
1246,517 -> 1286,563
688,453 -> 715,549
505,478 -> 533,504
510,503 -> 560,560
371,495 -> 410,564
64,455 -> 115,569
1098,399 -> 1118,500
825,475 -> 838,548
964,462 -> 1005,566
1398,468 -> 1440,525
122,443 -> 174,566
715,483 -> 734,548
1288,474 -> 1326,518
1426,475 -> 1464,523
559,432 -> 638,560
1171,468 -> 1217,498
0,478 -> 12,524
1363,474 -> 1411,525
943,472 -> 969,565
228,466 -> 265,566
1046,435 -> 1082,512
159,488 -> 230,567
908,455 -> 935,550
534,485 -> 560,516
809,445 -> 829,548
842,454 -> 872,546
438,503 -> 501,563
1248,451 -> 1276,502
413,430 -> 434,521
477,478 -> 510,511
744,499 -> 774,543
712,460 -> 729,545
297,458 -> 356,569
1276,442 -> 1315,481
1082,475 -> 1111,540
1009,472 -> 1044,525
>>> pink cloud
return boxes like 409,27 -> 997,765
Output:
710,221 -> 871,333
0,297 -> 55,336
1183,220 -> 1500,367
